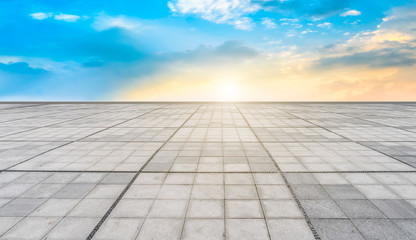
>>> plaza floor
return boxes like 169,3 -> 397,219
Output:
0,103 -> 416,239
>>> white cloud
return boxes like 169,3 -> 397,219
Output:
93,14 -> 141,31
340,10 -> 361,17
54,13 -> 80,22
167,0 -> 260,30
301,29 -> 316,34
317,22 -> 332,28
29,12 -> 80,22
320,6 -> 416,58
29,12 -> 52,20
279,18 -> 299,22
261,17 -> 277,29
233,17 -> 255,30
266,40 -> 281,45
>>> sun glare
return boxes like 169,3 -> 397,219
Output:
219,80 -> 240,101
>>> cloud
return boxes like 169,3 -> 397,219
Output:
161,40 -> 259,63
340,10 -> 361,17
232,17 -> 255,30
320,6 -> 416,55
0,62 -> 48,74
317,49 -> 416,68
92,14 -> 141,31
168,0 -> 260,30
301,29 -> 316,34
29,12 -> 52,20
317,22 -> 332,28
29,12 -> 80,22
262,0 -> 353,18
261,17 -> 277,29
54,13 -> 80,22
314,6 -> 416,69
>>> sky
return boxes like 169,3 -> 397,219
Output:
0,0 -> 415,101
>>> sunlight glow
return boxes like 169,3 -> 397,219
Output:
219,80 -> 239,101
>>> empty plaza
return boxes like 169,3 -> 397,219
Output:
0,103 -> 416,239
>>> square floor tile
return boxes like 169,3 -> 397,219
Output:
226,200 -> 263,218
311,219 -> 364,240
336,200 -> 386,218
301,200 -> 346,219
268,219 -> 315,240
137,218 -> 183,240
226,219 -> 269,240
148,200 -> 188,218
182,219 -> 224,240
187,200 -> 224,218
262,200 -> 303,218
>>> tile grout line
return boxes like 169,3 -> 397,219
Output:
235,104 -> 321,240
304,106 -> 416,170
0,103 -> 124,138
301,105 -> 416,170
277,105 -> 416,170
2,105 -> 167,172
85,104 -> 202,240
0,105 -> 137,170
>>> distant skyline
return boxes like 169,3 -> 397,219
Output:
0,0 -> 415,101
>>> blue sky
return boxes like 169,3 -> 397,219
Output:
0,0 -> 415,100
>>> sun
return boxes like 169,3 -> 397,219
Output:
219,80 -> 239,101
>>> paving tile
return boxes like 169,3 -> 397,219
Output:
293,185 -> 331,200
311,219 -> 364,240
226,200 -> 263,218
67,199 -> 113,217
194,173 -> 223,185
393,219 -> 416,239
225,185 -> 258,199
352,219 -> 413,240
257,185 -> 292,200
268,219 -> 315,240
355,185 -> 399,199
323,185 -> 365,199
253,173 -> 284,184
137,218 -> 183,240
182,219 -> 224,240
1,216 -> 60,239
101,173 -> 135,184
301,199 -> 347,218
53,183 -> 96,199
30,199 -> 79,217
111,199 -> 153,217
45,217 -> 99,239
148,200 -> 188,218
262,200 -> 303,218
0,217 -> 22,236
191,185 -> 224,199
371,199 -> 416,218
85,184 -> 125,199
124,185 -> 161,199
94,218 -> 143,240
226,219 -> 269,240
284,173 -> 319,185
187,200 -> 224,218
0,183 -> 35,198
157,185 -> 192,199
336,200 -> 386,218
0,198 -> 46,217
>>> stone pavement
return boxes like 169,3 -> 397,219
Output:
0,103 -> 415,239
